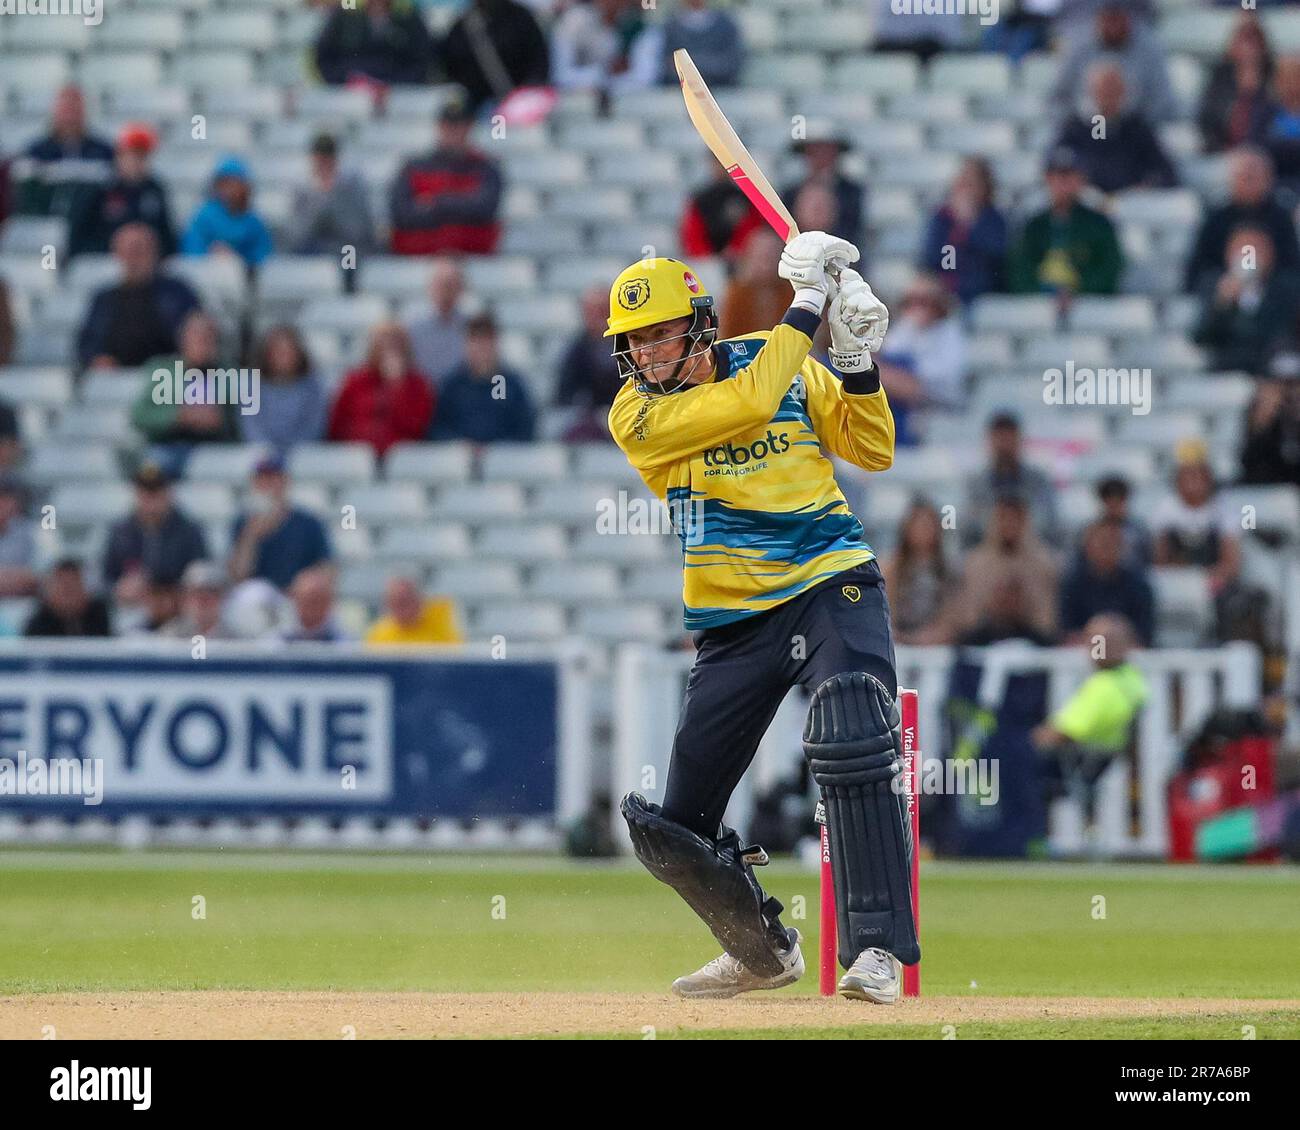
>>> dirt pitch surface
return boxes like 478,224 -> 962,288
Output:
2,993 -> 1296,1039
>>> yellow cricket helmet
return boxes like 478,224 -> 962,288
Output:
605,257 -> 714,337
605,257 -> 718,398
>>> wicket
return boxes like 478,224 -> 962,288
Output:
818,686 -> 921,997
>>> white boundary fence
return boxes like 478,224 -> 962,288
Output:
613,641 -> 1262,858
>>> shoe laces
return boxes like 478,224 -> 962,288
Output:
701,952 -> 744,978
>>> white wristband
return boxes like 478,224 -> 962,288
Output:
790,287 -> 827,316
830,348 -> 872,374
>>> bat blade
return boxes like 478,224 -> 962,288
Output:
674,48 -> 799,243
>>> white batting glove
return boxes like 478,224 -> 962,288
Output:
828,268 -> 889,373
779,231 -> 860,313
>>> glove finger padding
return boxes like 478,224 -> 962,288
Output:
779,231 -> 860,290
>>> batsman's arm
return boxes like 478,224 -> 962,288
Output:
804,357 -> 895,472
608,308 -> 822,472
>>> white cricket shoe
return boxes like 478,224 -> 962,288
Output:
838,947 -> 902,1003
671,929 -> 804,999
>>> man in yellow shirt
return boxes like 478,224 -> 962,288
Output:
1034,612 -> 1148,827
609,233 -> 918,1004
365,575 -> 463,645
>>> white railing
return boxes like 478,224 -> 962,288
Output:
612,641 -> 1262,858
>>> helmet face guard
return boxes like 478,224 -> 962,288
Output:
612,298 -> 718,400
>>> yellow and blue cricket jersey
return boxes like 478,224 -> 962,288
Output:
609,307 -> 895,630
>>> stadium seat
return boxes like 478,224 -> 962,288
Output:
433,562 -> 522,602
200,86 -> 285,120
1067,296 -> 1158,336
28,445 -> 120,486
53,406 -> 132,446
530,481 -> 621,526
0,216 -> 66,256
475,523 -> 569,563
5,14 -> 90,50
480,444 -> 568,485
830,54 -> 919,95
1151,567 -> 1213,647
288,443 -> 377,488
257,257 -> 344,309
186,446 -> 265,486
1219,485 -> 1300,546
780,12 -> 870,55
929,121 -> 1016,157
472,600 -> 567,641
530,562 -> 621,603
294,87 -> 374,124
189,9 -> 278,50
80,52 -> 166,89
623,564 -> 685,605
173,482 -> 237,525
1116,412 -> 1208,450
0,367 -> 73,410
929,54 -> 1012,96
49,483 -> 132,529
431,482 -> 526,523
99,11 -> 184,51
298,295 -> 391,335
343,484 -> 428,527
385,442 -> 474,486
573,527 -> 674,563
0,53 -> 71,90
336,562 -> 391,605
376,525 -> 472,565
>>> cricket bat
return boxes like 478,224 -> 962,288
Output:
675,48 -> 847,280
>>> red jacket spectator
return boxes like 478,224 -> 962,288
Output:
679,164 -> 763,259
327,322 -> 435,456
389,100 -> 502,255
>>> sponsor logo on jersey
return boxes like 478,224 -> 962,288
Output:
701,429 -> 791,467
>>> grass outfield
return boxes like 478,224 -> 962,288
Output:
2,851 -> 1298,1038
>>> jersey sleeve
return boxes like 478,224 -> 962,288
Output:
608,310 -> 820,473
804,356 -> 895,471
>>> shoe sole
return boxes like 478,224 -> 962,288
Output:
837,980 -> 900,1004
672,941 -> 805,1000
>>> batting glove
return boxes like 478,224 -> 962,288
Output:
828,267 -> 889,373
779,231 -> 860,313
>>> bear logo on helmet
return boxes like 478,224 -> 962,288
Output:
618,278 -> 652,310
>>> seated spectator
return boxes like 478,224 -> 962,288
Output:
430,312 -> 535,442
0,278 -> 14,366
1009,147 -> 1123,297
719,229 -> 789,339
1240,363 -> 1300,486
10,84 -> 113,220
879,498 -> 954,645
958,569 -> 1056,648
101,462 -> 208,617
1251,55 -> 1300,195
67,123 -> 175,259
1059,518 -> 1155,645
0,402 -> 22,473
24,559 -> 111,638
1055,63 -> 1177,194
77,223 -> 200,369
1092,475 -> 1152,567
921,156 -> 1008,305
1199,13 -> 1274,155
389,99 -> 503,256
679,163 -> 763,260
659,0 -> 744,87
964,411 -> 1060,547
781,123 -> 865,254
328,322 -> 435,457
314,0 -> 438,86
954,493 -> 1060,643
0,474 -> 38,597
1184,147 -> 1299,295
284,133 -> 376,257
223,577 -> 294,640
282,565 -> 349,643
554,283 -> 622,437
181,156 -> 274,270
1051,2 -> 1176,125
442,0 -> 550,111
1033,613 -> 1148,827
126,580 -> 183,636
551,0 -> 662,94
159,560 -> 234,641
1152,441 -> 1241,590
1192,226 -> 1300,372
406,258 -> 469,387
366,574 -> 463,645
240,326 -> 328,453
874,273 -> 967,446
131,311 -> 240,477
228,454 -> 332,591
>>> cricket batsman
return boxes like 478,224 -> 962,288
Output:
607,232 -> 920,1001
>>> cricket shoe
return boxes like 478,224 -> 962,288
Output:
671,929 -> 804,999
838,947 -> 902,1003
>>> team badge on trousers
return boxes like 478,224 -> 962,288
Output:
841,586 -> 861,603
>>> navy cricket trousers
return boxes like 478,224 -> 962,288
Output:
662,559 -> 897,839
